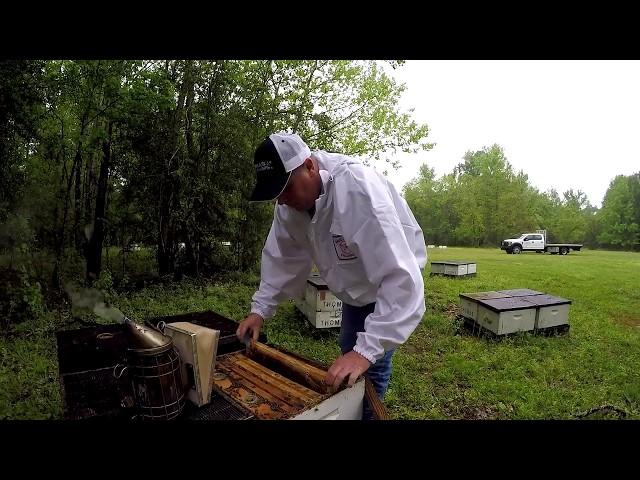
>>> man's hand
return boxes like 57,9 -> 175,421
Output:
325,350 -> 371,390
236,313 -> 264,342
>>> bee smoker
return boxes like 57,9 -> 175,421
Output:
114,317 -> 185,420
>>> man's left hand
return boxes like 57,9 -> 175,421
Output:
325,350 -> 371,390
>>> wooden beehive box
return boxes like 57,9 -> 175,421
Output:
459,291 -> 511,321
212,341 -> 364,420
520,294 -> 572,330
431,260 -> 477,277
475,297 -> 537,335
295,274 -> 342,328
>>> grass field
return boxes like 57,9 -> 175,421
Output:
1,247 -> 639,419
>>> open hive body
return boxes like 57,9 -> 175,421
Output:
212,342 -> 364,420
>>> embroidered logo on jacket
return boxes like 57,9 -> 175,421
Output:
332,235 -> 357,260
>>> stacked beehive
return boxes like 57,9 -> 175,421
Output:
459,288 -> 571,336
295,273 -> 343,328
430,260 -> 477,278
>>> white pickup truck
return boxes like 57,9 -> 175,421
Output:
500,230 -> 583,255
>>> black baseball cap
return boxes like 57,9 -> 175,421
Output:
249,132 -> 311,202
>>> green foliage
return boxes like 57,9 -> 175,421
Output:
0,267 -> 44,331
0,212 -> 35,260
0,330 -> 60,419
597,174 -> 640,249
1,59 -> 429,292
0,60 -> 45,220
404,144 -> 618,249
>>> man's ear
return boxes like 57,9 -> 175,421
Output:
304,157 -> 315,172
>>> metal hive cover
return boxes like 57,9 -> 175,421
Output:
496,288 -> 544,297
477,296 -> 538,313
431,260 -> 475,265
520,294 -> 571,306
460,291 -> 511,301
306,275 -> 329,290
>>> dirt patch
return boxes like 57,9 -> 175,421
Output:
445,303 -> 461,318
442,401 -> 498,419
461,405 -> 497,420
403,344 -> 420,354
616,314 -> 640,328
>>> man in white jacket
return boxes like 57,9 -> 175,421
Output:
237,132 -> 427,419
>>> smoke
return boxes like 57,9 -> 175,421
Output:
65,283 -> 125,323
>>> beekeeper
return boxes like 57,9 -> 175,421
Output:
236,132 -> 427,419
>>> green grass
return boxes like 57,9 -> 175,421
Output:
0,312 -> 61,419
386,247 -> 640,419
1,248 -> 639,419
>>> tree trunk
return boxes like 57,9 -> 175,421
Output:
157,179 -> 176,276
73,114 -> 88,252
86,122 -> 112,285
157,61 -> 188,276
72,140 -> 84,251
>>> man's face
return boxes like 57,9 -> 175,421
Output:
277,158 -> 320,211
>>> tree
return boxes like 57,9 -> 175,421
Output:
404,164 -> 448,245
0,60 -> 44,222
2,59 -> 433,291
598,175 -> 639,249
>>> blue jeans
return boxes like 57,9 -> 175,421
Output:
339,302 -> 394,420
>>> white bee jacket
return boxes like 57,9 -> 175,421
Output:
251,151 -> 427,363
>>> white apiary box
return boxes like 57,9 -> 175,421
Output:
459,291 -> 510,321
475,297 -> 537,335
520,294 -> 571,329
430,261 -> 446,275
295,274 -> 342,328
445,262 -> 468,276
290,378 -> 365,420
432,260 -> 477,277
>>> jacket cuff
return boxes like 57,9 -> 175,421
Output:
352,345 -> 377,365
250,307 -> 270,321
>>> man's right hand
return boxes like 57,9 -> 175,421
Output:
236,313 -> 264,342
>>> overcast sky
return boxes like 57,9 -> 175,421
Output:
381,60 -> 640,208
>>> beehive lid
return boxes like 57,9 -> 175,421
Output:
520,294 -> 572,306
306,275 -> 329,290
150,310 -> 266,355
497,288 -> 544,297
477,296 -> 538,313
431,260 -> 475,265
460,291 -> 511,302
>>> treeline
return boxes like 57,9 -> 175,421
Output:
0,59 -> 430,295
404,144 -> 640,250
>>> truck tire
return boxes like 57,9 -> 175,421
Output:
560,246 -> 569,255
512,245 -> 522,254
